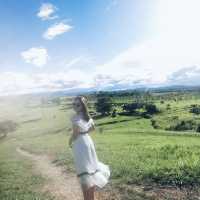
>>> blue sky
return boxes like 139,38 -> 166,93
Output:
0,0 -> 152,72
1,0 -> 200,95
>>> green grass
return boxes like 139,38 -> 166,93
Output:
1,95 -> 200,199
153,99 -> 200,130
0,141 -> 53,200
95,129 -> 200,186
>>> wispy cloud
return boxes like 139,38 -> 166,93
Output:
37,3 -> 58,20
21,47 -> 49,67
167,66 -> 200,86
64,55 -> 95,69
65,56 -> 85,68
43,22 -> 72,40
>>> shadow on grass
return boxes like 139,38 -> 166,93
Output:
21,118 -> 42,124
96,119 -> 134,127
96,117 -> 140,126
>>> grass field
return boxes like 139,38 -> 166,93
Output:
1,94 -> 200,199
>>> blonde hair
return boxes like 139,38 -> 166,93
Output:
74,96 -> 91,122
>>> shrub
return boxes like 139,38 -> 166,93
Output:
172,116 -> 179,120
196,124 -> 200,132
122,102 -> 144,114
144,103 -> 159,115
151,119 -> 159,129
190,104 -> 200,114
0,120 -> 17,138
166,104 -> 171,110
111,109 -> 117,118
167,120 -> 196,131
141,112 -> 152,119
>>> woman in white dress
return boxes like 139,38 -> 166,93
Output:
69,96 -> 110,200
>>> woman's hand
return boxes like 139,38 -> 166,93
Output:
88,124 -> 95,133
88,119 -> 95,133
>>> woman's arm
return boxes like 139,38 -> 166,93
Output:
88,123 -> 95,132
86,119 -> 95,133
68,124 -> 80,147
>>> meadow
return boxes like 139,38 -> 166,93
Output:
1,91 -> 200,199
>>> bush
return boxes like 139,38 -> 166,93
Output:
111,109 -> 117,118
196,124 -> 200,132
151,119 -> 159,129
144,103 -> 159,115
190,104 -> 200,114
141,112 -> 152,119
166,104 -> 171,110
0,120 -> 17,138
167,120 -> 196,131
122,102 -> 144,114
121,102 -> 159,117
172,116 -> 179,120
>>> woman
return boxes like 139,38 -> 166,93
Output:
69,96 -> 110,200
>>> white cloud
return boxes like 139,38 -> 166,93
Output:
21,47 -> 49,67
37,3 -> 58,20
0,69 -> 159,96
43,22 -> 72,40
96,0 -> 200,86
6,0 -> 200,96
0,71 -> 87,96
167,66 -> 200,86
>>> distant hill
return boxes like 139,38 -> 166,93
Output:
3,84 -> 200,99
34,84 -> 200,97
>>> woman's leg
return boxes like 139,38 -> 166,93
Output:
82,186 -> 95,200
89,186 -> 95,200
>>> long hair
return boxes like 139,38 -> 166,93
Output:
74,96 -> 91,122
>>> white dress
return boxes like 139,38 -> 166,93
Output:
71,115 -> 110,189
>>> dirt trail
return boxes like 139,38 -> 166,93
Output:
16,147 -> 83,200
16,147 -> 192,200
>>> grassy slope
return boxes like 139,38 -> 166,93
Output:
1,96 -> 200,199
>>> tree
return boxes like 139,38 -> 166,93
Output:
111,109 -> 117,117
122,102 -> 143,114
145,103 -> 159,115
95,96 -> 113,116
190,104 -> 200,114
168,120 -> 196,131
196,124 -> 200,132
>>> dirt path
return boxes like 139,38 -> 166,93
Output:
16,147 -> 83,200
15,147 -> 194,200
